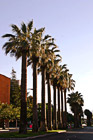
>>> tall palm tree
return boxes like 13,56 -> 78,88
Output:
57,64 -> 67,128
2,21 -> 33,134
46,71 -> 52,130
39,35 -> 58,131
65,73 -> 75,127
58,66 -> 69,129
28,27 -> 45,132
46,45 -> 60,130
54,65 -> 62,129
67,91 -> 84,128
46,60 -> 53,130
63,71 -> 75,129
51,58 -> 62,129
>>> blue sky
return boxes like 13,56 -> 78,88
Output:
0,0 -> 93,112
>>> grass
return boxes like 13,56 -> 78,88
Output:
0,130 -> 65,138
48,130 -> 66,133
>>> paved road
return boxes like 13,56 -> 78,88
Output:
32,127 -> 93,140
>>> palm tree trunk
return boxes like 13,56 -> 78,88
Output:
47,73 -> 52,130
2,119 -> 5,129
53,80 -> 58,129
64,88 -> 67,129
77,114 -> 80,128
61,88 -> 64,128
32,60 -> 38,132
74,106 -> 78,128
79,115 -> 81,127
40,66 -> 47,131
58,86 -> 62,129
19,51 -> 27,134
87,117 -> 91,126
16,119 -> 17,129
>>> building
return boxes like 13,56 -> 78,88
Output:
0,74 -> 10,104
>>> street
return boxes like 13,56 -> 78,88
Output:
32,127 -> 93,140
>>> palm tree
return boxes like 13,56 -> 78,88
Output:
55,65 -> 62,129
46,45 -> 61,130
67,91 -> 84,128
51,58 -> 62,129
57,64 -> 67,128
63,72 -> 75,128
28,27 -> 45,132
46,71 -> 52,130
2,21 -> 33,134
39,36 -> 58,131
84,109 -> 92,126
46,60 -> 53,130
58,67 -> 69,129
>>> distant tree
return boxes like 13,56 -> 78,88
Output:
11,107 -> 20,128
0,102 -> 21,129
0,103 -> 13,129
84,109 -> 92,126
10,68 -> 21,107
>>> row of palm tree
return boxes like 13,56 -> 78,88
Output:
2,20 -> 75,134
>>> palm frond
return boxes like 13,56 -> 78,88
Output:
64,69 -> 69,73
52,46 -> 57,51
56,54 -> 62,58
62,64 -> 67,68
35,28 -> 45,34
21,22 -> 26,33
27,20 -> 33,31
43,35 -> 51,40
53,49 -> 60,53
11,24 -> 21,35
54,59 -> 61,64
2,42 -> 16,55
2,34 -> 15,38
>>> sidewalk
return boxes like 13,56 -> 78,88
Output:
0,128 -> 19,133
